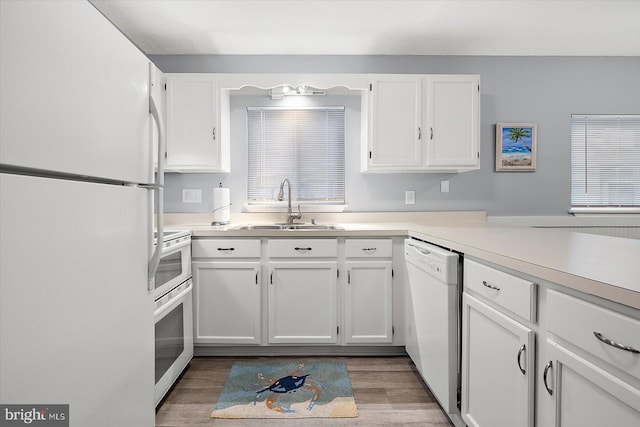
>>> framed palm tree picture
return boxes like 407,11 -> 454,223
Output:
495,123 -> 537,171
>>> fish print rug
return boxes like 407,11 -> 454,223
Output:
211,360 -> 359,419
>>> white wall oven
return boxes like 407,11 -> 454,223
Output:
153,230 -> 191,299
154,230 -> 193,406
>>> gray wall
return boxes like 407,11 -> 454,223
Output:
151,55 -> 640,216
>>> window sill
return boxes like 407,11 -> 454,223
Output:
570,207 -> 640,215
244,204 -> 348,213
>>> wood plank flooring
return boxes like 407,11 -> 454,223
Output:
156,356 -> 453,426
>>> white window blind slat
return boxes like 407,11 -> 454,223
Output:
247,107 -> 345,205
571,115 -> 640,209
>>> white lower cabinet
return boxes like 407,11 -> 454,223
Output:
267,261 -> 338,344
461,292 -> 535,427
539,289 -> 640,426
191,238 -> 262,344
344,261 -> 393,343
192,261 -> 261,344
542,340 -> 640,427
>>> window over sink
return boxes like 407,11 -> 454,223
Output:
246,106 -> 346,211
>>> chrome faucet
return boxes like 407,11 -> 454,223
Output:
278,178 -> 302,224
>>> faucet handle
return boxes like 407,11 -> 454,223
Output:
291,204 -> 302,220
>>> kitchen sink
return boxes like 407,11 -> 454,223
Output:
234,224 -> 343,231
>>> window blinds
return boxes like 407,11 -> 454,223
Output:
247,107 -> 345,205
571,115 -> 640,209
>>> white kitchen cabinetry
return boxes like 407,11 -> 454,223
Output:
364,74 -> 480,173
191,239 -> 261,344
164,74 -> 230,172
367,75 -> 423,170
344,239 -> 393,344
540,289 -> 640,427
462,259 -> 536,427
423,75 -> 480,169
267,239 -> 338,344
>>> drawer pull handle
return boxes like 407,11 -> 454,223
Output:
294,247 -> 312,253
517,344 -> 526,375
482,280 -> 500,291
217,247 -> 235,251
593,331 -> 640,354
543,361 -> 553,396
362,247 -> 377,254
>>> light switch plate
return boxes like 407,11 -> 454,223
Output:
405,190 -> 416,205
182,189 -> 202,203
441,180 -> 450,193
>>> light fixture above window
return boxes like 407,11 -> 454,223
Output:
269,85 -> 326,100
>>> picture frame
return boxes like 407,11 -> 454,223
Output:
495,123 -> 537,171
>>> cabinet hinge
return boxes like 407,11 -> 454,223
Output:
337,269 -> 340,278
369,151 -> 372,159
391,269 -> 394,278
369,83 -> 372,91
164,151 -> 168,159
337,326 -> 340,335
164,83 -> 167,90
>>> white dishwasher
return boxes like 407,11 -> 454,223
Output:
405,238 -> 463,427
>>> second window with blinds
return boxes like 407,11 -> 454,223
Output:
247,106 -> 346,210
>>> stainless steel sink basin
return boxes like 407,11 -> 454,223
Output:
234,224 -> 343,231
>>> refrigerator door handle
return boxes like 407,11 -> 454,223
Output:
147,82 -> 165,290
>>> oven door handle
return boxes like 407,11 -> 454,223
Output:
155,282 -> 192,319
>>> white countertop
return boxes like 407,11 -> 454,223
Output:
170,212 -> 640,310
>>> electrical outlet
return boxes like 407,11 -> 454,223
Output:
182,189 -> 202,203
441,180 -> 450,193
405,190 -> 416,205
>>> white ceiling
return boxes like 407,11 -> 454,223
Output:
90,0 -> 640,56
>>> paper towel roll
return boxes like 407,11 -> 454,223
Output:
212,187 -> 230,225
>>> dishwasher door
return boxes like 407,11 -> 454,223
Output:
405,239 -> 459,416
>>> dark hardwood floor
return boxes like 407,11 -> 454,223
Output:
156,356 -> 453,426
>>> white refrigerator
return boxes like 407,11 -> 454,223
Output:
0,1 -> 162,426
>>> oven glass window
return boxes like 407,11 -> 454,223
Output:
155,251 -> 183,291
155,303 -> 184,384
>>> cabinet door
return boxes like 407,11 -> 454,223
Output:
165,74 -> 229,172
192,261 -> 261,344
424,75 -> 480,170
541,340 -> 640,427
367,75 -> 422,170
344,261 -> 393,343
462,293 -> 535,427
268,261 -> 338,344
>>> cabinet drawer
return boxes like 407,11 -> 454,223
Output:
192,239 -> 261,258
268,239 -> 337,258
464,259 -> 536,322
345,239 -> 392,258
547,289 -> 640,381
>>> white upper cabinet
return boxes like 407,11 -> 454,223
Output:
424,75 -> 480,170
164,74 -> 230,172
367,75 -> 423,170
364,74 -> 480,173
